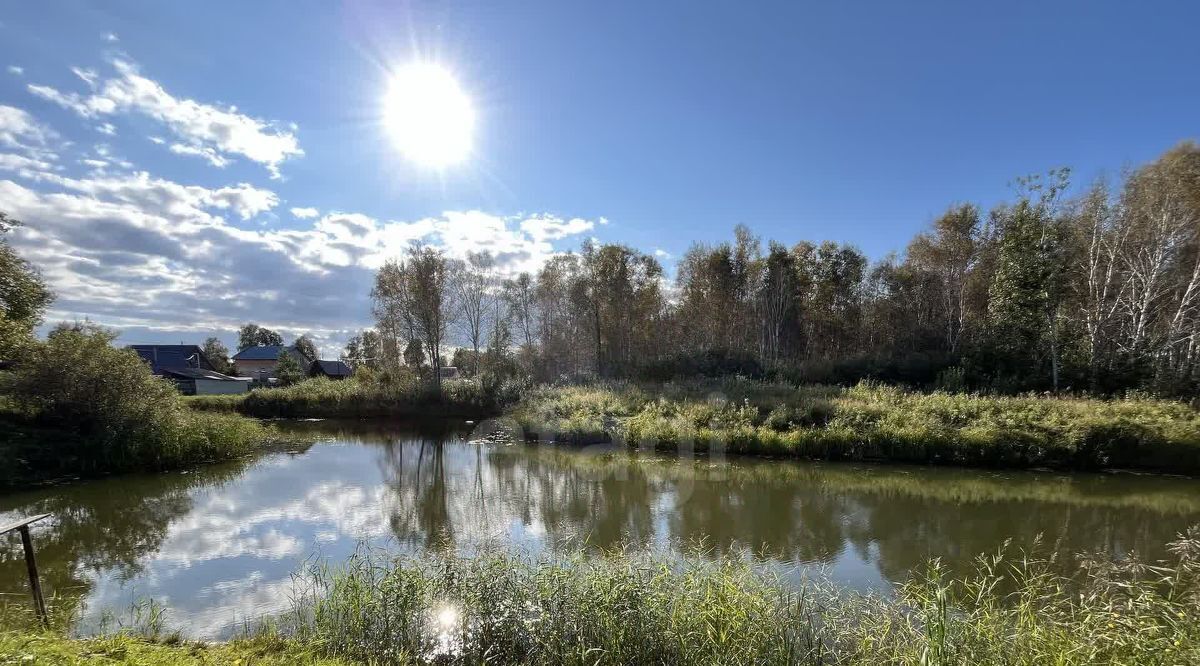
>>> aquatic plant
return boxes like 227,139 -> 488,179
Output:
273,529 -> 1200,664
5,530 -> 1198,664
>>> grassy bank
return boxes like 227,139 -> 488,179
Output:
511,379 -> 1200,473
187,376 -> 516,419
9,530 -> 1196,665
0,633 -> 350,665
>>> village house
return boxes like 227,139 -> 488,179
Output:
128,344 -> 250,395
310,359 -> 353,380
231,344 -> 311,383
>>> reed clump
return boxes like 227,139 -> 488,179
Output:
5,530 -> 1197,664
276,529 -> 1200,665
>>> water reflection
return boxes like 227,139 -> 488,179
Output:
1,418 -> 1197,638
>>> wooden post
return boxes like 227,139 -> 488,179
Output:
2,513 -> 51,626
19,525 -> 47,624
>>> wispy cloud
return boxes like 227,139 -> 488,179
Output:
6,65 -> 23,76
0,104 -> 57,162
28,57 -> 302,178
0,152 -> 55,173
290,206 -> 319,219
169,143 -> 230,168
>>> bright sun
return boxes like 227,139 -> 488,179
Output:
384,63 -> 474,168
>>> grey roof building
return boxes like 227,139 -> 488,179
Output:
311,359 -> 353,379
128,344 -> 249,395
130,344 -> 215,374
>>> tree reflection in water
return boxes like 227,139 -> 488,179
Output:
0,459 -> 252,612
1,418 -> 1197,638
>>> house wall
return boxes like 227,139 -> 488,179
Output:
235,359 -> 278,379
194,379 -> 250,395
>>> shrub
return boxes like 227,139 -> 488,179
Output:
2,327 -> 269,483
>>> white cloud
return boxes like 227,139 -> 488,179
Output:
654,248 -> 672,259
88,143 -> 133,170
17,170 -> 278,220
0,104 -> 594,349
7,65 -> 23,76
0,104 -> 54,151
0,152 -> 55,173
519,215 -> 594,243
29,58 -> 302,177
4,169 -> 596,346
169,143 -> 230,168
103,32 -> 119,42
96,122 -> 116,135
71,66 -> 100,89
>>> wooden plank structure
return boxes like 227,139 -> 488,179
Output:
1,513 -> 51,624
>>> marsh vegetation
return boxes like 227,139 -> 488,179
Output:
5,529 -> 1199,665
512,379 -> 1200,473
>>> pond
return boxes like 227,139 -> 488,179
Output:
2,418 -> 1198,638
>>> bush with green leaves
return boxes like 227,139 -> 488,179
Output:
2,326 -> 268,482
0,212 -> 53,361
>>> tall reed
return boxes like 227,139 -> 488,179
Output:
277,529 -> 1200,665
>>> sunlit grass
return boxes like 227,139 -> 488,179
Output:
5,530 -> 1197,664
513,379 -> 1200,472
187,376 -> 515,419
0,631 -> 352,665
273,529 -> 1200,664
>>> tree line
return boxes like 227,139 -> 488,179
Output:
346,141 -> 1196,395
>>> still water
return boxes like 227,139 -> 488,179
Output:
2,419 -> 1198,637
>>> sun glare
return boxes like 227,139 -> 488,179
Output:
384,63 -> 474,168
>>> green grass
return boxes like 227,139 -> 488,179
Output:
187,376 -> 516,419
279,528 -> 1200,664
511,379 -> 1200,473
5,530 -> 1198,665
0,632 -> 353,665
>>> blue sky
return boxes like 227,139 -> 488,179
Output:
1,1 -> 1197,354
